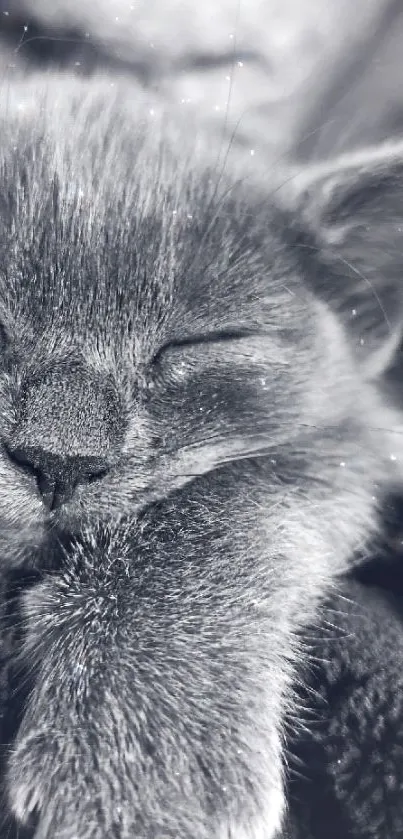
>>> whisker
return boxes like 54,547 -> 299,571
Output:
329,252 -> 392,332
215,0 -> 242,178
288,239 -> 394,334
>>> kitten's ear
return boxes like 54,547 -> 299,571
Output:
284,142 -> 403,380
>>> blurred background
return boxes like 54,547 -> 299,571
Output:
0,0 -> 403,163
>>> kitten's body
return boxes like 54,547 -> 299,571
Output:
0,74 -> 402,838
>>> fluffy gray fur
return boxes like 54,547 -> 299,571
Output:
0,74 -> 402,839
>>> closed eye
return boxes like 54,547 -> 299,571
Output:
152,328 -> 258,363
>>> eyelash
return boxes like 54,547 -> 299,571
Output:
151,330 -> 255,364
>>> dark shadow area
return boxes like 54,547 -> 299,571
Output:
285,494 -> 403,839
0,12 -> 155,81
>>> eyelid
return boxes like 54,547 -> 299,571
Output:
152,329 -> 257,362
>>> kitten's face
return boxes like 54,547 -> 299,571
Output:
1,78 -> 403,839
0,80 -> 325,559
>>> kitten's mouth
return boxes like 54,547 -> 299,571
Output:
24,520 -> 94,575
47,502 -> 79,531
2,499 -> 94,572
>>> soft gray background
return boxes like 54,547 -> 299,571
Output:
2,0 -> 403,163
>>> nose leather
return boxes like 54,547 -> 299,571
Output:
5,359 -> 123,510
6,445 -> 110,510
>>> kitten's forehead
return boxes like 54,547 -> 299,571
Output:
0,77 -> 307,354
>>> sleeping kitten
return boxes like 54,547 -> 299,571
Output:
0,74 -> 402,839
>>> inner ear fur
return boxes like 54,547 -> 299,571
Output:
280,141 -> 403,380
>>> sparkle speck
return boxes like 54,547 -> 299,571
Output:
3,11 -> 9,16
149,108 -> 155,116
351,308 -> 357,317
237,61 -> 244,67
214,105 -> 221,112
339,461 -> 346,468
225,75 -> 231,81
390,454 -> 397,462
359,338 -> 365,345
250,149 -> 255,156
260,377 -> 266,386
187,213 -> 193,220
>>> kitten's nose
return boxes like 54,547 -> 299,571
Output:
5,445 -> 110,511
4,358 -> 123,512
